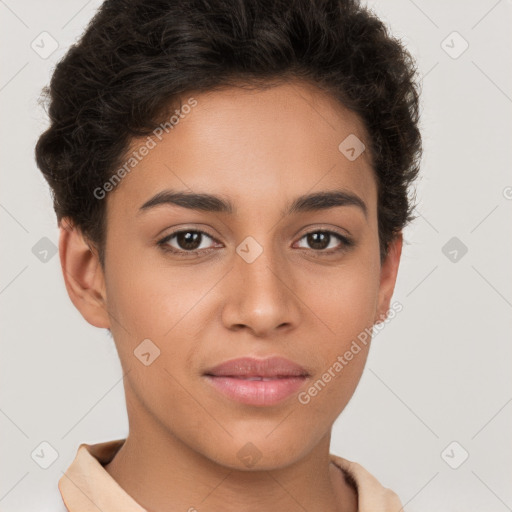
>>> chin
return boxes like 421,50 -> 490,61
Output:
197,431 -> 315,472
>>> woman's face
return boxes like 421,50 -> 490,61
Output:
94,81 -> 400,469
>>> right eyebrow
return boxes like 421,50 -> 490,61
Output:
138,189 -> 234,215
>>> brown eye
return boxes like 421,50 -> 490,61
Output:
295,230 -> 353,253
173,231 -> 204,250
158,229 -> 219,255
305,232 -> 330,250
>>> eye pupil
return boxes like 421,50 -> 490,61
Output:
307,232 -> 330,250
177,231 -> 202,250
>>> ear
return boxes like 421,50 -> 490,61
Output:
58,217 -> 110,329
374,232 -> 403,324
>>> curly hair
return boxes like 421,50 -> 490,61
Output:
35,0 -> 422,267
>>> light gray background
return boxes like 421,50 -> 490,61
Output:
1,1 -> 511,511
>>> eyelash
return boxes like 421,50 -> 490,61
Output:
157,228 -> 354,258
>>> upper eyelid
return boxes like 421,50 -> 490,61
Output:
163,228 -> 216,238
158,228 -> 218,245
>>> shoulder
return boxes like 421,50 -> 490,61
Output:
330,453 -> 404,512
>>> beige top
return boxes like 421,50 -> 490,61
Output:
58,439 -> 403,511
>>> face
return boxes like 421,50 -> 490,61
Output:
64,80 -> 402,470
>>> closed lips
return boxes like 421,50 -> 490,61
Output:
203,356 -> 310,379
203,356 -> 310,406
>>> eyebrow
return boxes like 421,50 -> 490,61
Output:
138,189 -> 367,218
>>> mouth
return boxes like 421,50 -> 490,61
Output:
203,356 -> 310,406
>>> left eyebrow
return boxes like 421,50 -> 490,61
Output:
286,190 -> 367,219
138,189 -> 367,219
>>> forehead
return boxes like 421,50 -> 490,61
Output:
106,80 -> 377,221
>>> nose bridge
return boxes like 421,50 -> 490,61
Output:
235,233 -> 287,299
223,233 -> 298,334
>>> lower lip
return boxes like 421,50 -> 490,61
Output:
204,376 -> 307,406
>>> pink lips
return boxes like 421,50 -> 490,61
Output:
203,356 -> 309,406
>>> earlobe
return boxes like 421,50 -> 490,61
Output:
375,232 -> 403,324
58,218 -> 110,329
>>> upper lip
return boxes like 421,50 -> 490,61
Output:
204,356 -> 309,378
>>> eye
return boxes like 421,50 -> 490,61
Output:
294,230 -> 353,254
157,229 -> 220,256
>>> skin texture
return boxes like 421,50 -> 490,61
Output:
59,80 -> 402,512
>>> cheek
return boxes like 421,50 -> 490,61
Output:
290,258 -> 379,408
305,259 -> 380,347
103,249 -> 220,403
104,256 -> 206,424
105,248 -> 215,343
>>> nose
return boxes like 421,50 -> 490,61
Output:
221,241 -> 302,337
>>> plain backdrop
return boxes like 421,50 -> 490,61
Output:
1,1 -> 511,511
